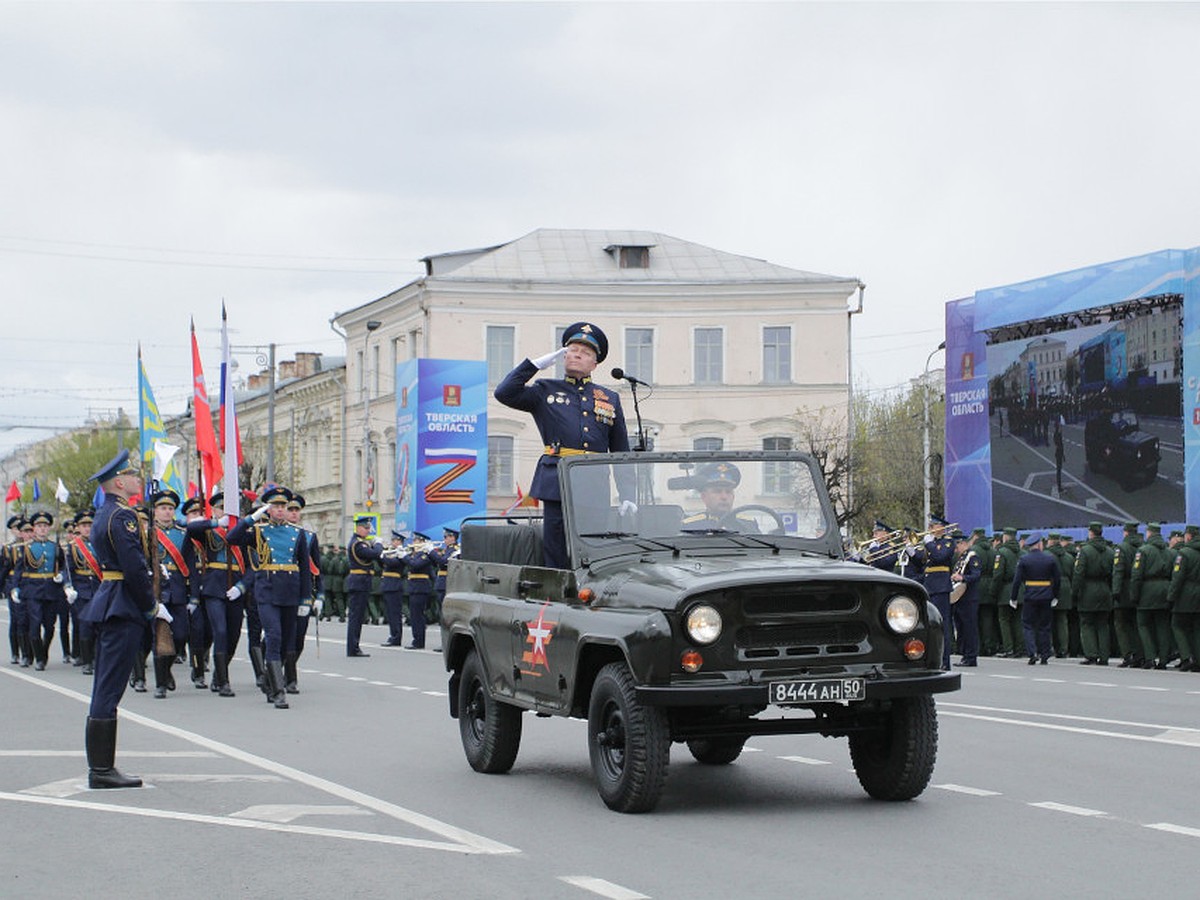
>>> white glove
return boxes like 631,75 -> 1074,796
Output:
313,599 -> 324,617
1051,597 -> 1059,608
532,347 -> 567,370
297,603 -> 311,618
10,588 -> 19,603
618,500 -> 638,517
187,601 -> 199,614
53,572 -> 63,584
1009,599 -> 1018,609
226,585 -> 243,601
160,563 -> 171,579
251,504 -> 270,522
155,603 -> 173,623
65,586 -> 78,605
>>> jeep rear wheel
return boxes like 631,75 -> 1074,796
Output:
686,737 -> 747,765
588,662 -> 670,813
848,695 -> 937,801
458,649 -> 522,774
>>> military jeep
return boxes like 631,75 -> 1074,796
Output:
1084,408 -> 1160,489
440,451 -> 959,813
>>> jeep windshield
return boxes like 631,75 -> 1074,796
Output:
562,451 -> 840,561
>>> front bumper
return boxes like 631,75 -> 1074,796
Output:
635,670 -> 961,707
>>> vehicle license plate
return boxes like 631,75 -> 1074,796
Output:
768,677 -> 865,704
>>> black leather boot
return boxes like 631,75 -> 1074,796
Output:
80,636 -> 94,675
31,636 -> 46,671
213,653 -> 235,697
190,652 -> 207,688
131,652 -> 147,692
153,656 -> 170,699
19,634 -> 33,667
249,645 -> 267,695
284,652 -> 299,694
85,717 -> 142,789
266,660 -> 289,709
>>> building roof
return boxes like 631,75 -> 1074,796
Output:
421,228 -> 857,285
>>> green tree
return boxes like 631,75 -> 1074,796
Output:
26,424 -> 129,518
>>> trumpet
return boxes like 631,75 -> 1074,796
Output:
407,539 -> 438,554
857,529 -> 907,564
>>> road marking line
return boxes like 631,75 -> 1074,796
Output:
1032,678 -> 1065,683
230,804 -> 373,823
347,676 -> 368,682
988,675 -> 1025,680
23,772 -> 283,799
942,711 -> 1200,749
943,702 -> 1200,734
1078,682 -> 1117,688
1145,822 -> 1200,838
778,756 -> 830,766
1129,686 -> 1169,692
321,673 -> 343,678
393,685 -> 419,691
368,681 -> 392,686
934,784 -> 1001,797
1030,801 -> 1107,817
0,750 -> 217,758
422,691 -> 446,697
558,876 -> 650,899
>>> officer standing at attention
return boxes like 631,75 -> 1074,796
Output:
345,515 -> 384,657
1132,522 -> 1172,669
402,532 -> 437,649
67,509 -> 102,675
180,497 -> 211,689
15,510 -> 71,671
494,322 -> 636,569
79,449 -> 168,789
380,530 -> 407,647
1167,525 -> 1200,670
950,529 -> 982,666
227,487 -> 311,708
992,527 -> 1024,658
1074,521 -> 1115,665
922,515 -> 956,669
3,516 -> 32,665
1045,533 -> 1074,658
969,528 -> 996,656
1010,533 -> 1059,664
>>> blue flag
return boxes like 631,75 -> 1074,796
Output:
92,486 -> 105,509
138,349 -> 187,499
32,478 -> 40,501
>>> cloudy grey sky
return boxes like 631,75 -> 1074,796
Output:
2,1 -> 1197,460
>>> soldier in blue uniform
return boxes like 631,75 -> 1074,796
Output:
3,515 -> 31,665
494,322 -> 636,569
680,463 -> 761,533
284,492 -> 322,693
345,515 -> 384,657
79,449 -> 165,789
149,489 -> 194,699
380,530 -> 407,647
180,496 -> 211,688
402,532 -> 437,649
67,509 -> 102,674
922,514 -> 956,669
15,510 -> 71,671
186,491 -> 248,697
1011,533 -> 1060,664
950,529 -> 982,666
431,526 -> 459,628
861,520 -> 899,571
227,486 -> 311,708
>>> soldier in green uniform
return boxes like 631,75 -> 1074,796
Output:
1111,523 -> 1144,667
1046,533 -> 1074,658
992,527 -> 1024,657
1132,522 -> 1172,669
331,546 -> 349,621
1074,522 -> 1114,665
1167,525 -> 1200,671
971,528 -> 996,656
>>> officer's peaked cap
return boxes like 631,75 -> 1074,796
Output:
150,489 -> 180,509
91,448 -> 135,483
697,462 -> 741,489
561,322 -> 608,363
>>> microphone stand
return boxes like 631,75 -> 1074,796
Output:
628,382 -> 648,451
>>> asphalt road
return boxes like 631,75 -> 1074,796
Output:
990,416 -> 1184,527
2,617 -> 1198,899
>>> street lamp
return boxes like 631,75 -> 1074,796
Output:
363,320 -> 382,508
923,340 -> 946,528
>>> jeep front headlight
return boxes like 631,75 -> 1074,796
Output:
685,604 -> 723,644
885,595 -> 921,634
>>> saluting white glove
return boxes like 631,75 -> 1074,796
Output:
532,347 -> 567,370
64,586 -> 78,605
155,604 -> 173,623
617,500 -> 638,517
226,585 -> 243,601
52,572 -> 63,584
251,504 -> 270,522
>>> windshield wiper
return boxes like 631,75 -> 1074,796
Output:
679,526 -> 737,535
578,532 -> 679,553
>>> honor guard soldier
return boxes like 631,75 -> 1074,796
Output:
950,530 -> 982,666
1011,533 -> 1059,664
345,515 -> 384,656
1168,525 -> 1200,670
968,528 -> 996,656
1045,533 -> 1074,658
1074,521 -> 1115,665
681,463 -> 761,533
922,515 -> 956,669
67,509 -> 102,674
402,532 -> 437,649
992,527 -> 1025,658
284,493 -> 322,692
431,526 -> 460,625
227,486 -> 311,708
180,496 -> 211,688
1132,523 -> 1173,668
3,515 -> 30,665
494,322 -> 636,569
1111,523 -> 1145,667
380,530 -> 407,647
186,492 -> 248,696
149,489 -> 193,698
79,449 -> 168,789
15,510 -> 71,671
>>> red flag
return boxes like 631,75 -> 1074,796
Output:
5,480 -> 20,503
191,318 -> 223,508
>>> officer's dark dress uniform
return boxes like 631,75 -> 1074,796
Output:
3,517 -> 31,665
951,536 -> 982,666
862,521 -> 898,572
185,493 -> 247,696
287,493 -> 321,693
68,510 -> 102,673
179,497 -> 212,688
150,490 -> 194,699
494,323 -> 633,569
226,486 -> 311,709
402,533 -> 437,649
78,449 -> 155,789
380,531 -> 407,647
345,518 -> 384,656
16,511 -> 70,670
1012,536 -> 1060,663
923,519 -> 956,670
431,526 -> 460,626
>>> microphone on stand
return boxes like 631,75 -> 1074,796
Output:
611,367 -> 651,387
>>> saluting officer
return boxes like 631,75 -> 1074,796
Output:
1168,525 -> 1200,670
345,515 -> 384,657
79,449 -> 167,789
1011,533 -> 1059,664
402,532 -> 437,649
1074,521 -> 1115,665
923,515 -> 956,670
494,322 -> 636,569
15,510 -> 70,671
67,509 -> 102,674
185,491 -> 248,696
1132,522 -> 1172,669
227,486 -> 311,709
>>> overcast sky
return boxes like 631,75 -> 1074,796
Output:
2,1 -> 1198,461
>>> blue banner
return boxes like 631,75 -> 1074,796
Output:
943,296 -> 992,532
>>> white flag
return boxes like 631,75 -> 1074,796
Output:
152,439 -> 180,481
55,478 -> 70,504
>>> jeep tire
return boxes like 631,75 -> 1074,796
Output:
848,695 -> 937,801
686,736 -> 747,765
458,649 -> 522,774
588,662 -> 670,813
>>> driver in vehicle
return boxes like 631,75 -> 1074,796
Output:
681,463 -> 761,533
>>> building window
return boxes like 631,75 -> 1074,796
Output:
408,329 -> 420,359
762,436 -> 794,495
624,327 -> 654,383
487,325 -> 515,386
763,326 -> 791,383
372,344 -> 381,395
694,328 -> 723,385
693,437 -> 724,451
488,435 -> 514,494
606,244 -> 651,269
356,349 -> 365,397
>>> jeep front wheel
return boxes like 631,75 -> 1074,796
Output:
848,695 -> 937,801
686,737 -> 747,765
458,649 -> 522,774
587,662 -> 670,813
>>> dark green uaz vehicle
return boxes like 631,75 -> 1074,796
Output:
441,451 -> 960,813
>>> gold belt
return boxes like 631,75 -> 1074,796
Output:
101,571 -> 124,581
407,573 -> 430,580
207,562 -> 236,570
23,572 -> 55,579
1026,580 -> 1052,587
382,572 -> 402,579
543,446 -> 592,456
926,566 -> 950,573
350,568 -> 371,575
257,564 -> 298,572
